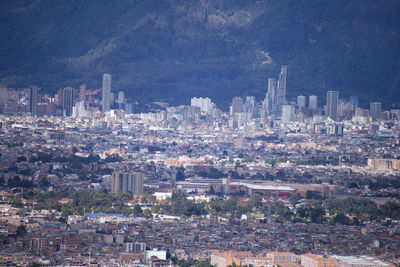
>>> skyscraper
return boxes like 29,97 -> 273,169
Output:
111,171 -> 144,195
276,65 -> 287,110
0,87 -> 8,114
30,86 -> 38,116
79,83 -> 86,105
326,91 -> 339,121
370,102 -> 382,121
265,78 -> 276,114
309,95 -> 318,110
297,95 -> 306,108
63,87 -> 74,116
282,104 -> 295,123
102,74 -> 111,112
349,96 -> 359,109
230,97 -> 244,116
245,96 -> 255,112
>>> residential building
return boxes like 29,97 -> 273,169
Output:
111,171 -> 144,195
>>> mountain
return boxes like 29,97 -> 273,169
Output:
0,0 -> 399,109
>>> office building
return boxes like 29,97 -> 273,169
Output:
0,87 -> 8,114
63,87 -> 74,117
309,95 -> 318,110
102,74 -> 111,112
111,171 -> 144,195
349,96 -> 359,109
79,83 -> 86,104
264,66 -> 287,116
370,102 -> 382,121
245,96 -> 257,117
191,97 -> 214,114
281,104 -> 295,123
265,78 -> 276,114
30,86 -> 38,116
230,97 -> 244,116
326,91 -> 339,121
245,96 -> 255,112
275,65 -> 287,114
297,95 -> 306,108
117,91 -> 125,104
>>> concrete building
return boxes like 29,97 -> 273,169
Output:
282,104 -> 295,123
329,255 -> 391,267
367,158 -> 400,173
102,74 -> 111,112
297,95 -> 306,108
326,91 -> 339,121
111,171 -> 144,195
211,251 -> 255,267
230,97 -> 244,116
191,97 -> 214,114
301,254 -> 332,267
30,86 -> 38,116
62,87 -> 74,117
370,102 -> 382,121
309,95 -> 318,110
265,78 -> 276,114
79,83 -> 86,104
276,65 -> 288,111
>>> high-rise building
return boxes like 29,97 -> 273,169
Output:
245,96 -> 255,112
349,96 -> 359,109
370,102 -> 382,121
30,86 -> 38,116
309,95 -> 318,110
63,87 -> 74,116
244,96 -> 257,118
102,74 -> 111,112
281,104 -> 295,123
297,95 -> 306,108
265,78 -> 276,114
275,65 -> 287,113
79,83 -> 86,104
191,97 -> 214,114
326,91 -> 339,121
265,66 -> 287,116
111,172 -> 144,195
117,91 -> 125,104
230,97 -> 244,116
0,87 -> 8,114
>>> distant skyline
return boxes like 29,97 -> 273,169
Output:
0,1 -> 399,109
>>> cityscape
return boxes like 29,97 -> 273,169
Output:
0,64 -> 399,266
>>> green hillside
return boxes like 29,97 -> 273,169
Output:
0,0 -> 399,109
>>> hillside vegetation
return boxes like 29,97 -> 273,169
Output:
0,0 -> 399,108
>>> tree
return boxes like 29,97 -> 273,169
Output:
333,213 -> 351,225
39,178 -> 51,189
133,204 -> 143,216
16,225 -> 26,237
7,176 -> 22,187
176,169 -> 185,181
306,190 -> 323,200
17,156 -> 27,162
248,194 -> 262,209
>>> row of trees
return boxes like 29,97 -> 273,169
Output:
20,189 -> 400,225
